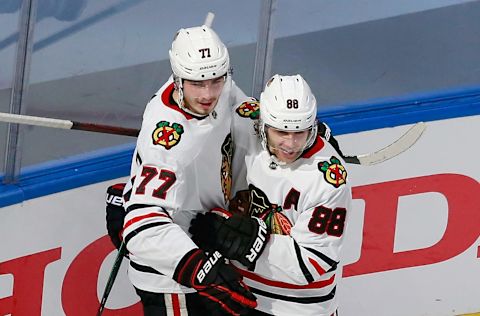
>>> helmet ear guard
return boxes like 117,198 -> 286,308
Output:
259,74 -> 318,164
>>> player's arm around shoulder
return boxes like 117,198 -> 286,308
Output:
231,97 -> 260,149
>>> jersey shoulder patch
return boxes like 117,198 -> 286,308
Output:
317,156 -> 348,188
235,98 -> 260,120
151,120 -> 184,150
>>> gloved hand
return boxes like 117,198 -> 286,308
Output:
174,249 -> 257,315
105,183 -> 126,250
228,190 -> 251,214
189,210 -> 269,269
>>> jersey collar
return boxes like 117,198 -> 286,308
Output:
301,135 -> 325,159
161,83 -> 208,121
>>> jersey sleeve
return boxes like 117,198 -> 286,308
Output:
250,176 -> 352,285
121,99 -> 199,278
230,99 -> 260,202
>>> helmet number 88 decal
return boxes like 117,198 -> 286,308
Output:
286,99 -> 299,109
308,205 -> 347,237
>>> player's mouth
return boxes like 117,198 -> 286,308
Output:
199,101 -> 214,109
279,148 -> 299,159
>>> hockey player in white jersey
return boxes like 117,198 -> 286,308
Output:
190,74 -> 352,316
109,24 -> 257,316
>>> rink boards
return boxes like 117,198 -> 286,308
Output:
0,109 -> 479,315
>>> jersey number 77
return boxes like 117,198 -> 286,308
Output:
135,166 -> 176,199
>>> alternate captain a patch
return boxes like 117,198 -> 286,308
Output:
318,156 -> 347,188
152,121 -> 184,149
236,99 -> 260,119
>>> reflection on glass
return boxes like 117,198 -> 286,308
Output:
19,1 -> 260,167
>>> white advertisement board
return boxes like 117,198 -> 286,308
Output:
0,115 -> 479,315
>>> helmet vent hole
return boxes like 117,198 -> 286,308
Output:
201,74 -> 205,78
213,72 -> 216,76
285,125 -> 288,129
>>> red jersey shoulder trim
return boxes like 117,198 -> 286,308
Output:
302,136 -> 325,159
160,83 -> 195,120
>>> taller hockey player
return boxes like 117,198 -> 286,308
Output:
190,74 -> 352,316
115,24 -> 257,316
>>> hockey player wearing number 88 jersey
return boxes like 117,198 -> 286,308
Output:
118,24 -> 258,316
190,74 -> 352,316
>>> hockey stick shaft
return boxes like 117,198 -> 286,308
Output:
0,112 -> 424,166
0,112 -> 139,137
97,242 -> 127,316
322,122 -> 426,166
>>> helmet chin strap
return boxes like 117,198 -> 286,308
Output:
173,75 -> 209,118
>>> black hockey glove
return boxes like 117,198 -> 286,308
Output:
189,211 -> 269,269
173,249 -> 257,316
105,183 -> 126,250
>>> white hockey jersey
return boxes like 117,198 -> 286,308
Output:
231,102 -> 352,316
122,76 -> 247,293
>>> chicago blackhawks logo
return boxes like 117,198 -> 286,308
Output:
236,99 -> 260,119
247,184 -> 292,235
152,121 -> 184,149
318,156 -> 347,188
220,134 -> 233,203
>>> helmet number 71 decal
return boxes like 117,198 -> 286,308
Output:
135,166 -> 176,199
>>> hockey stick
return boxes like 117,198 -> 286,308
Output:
0,112 -> 139,137
320,122 -> 426,166
97,242 -> 128,316
0,112 -> 425,165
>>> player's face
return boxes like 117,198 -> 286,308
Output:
182,76 -> 225,115
266,126 -> 310,163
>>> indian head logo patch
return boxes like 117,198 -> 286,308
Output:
318,156 -> 347,188
152,121 -> 184,149
236,99 -> 260,119
220,134 -> 233,204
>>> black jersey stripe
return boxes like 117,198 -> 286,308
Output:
251,286 -> 336,304
126,204 -> 171,218
124,222 -> 168,245
303,246 -> 338,272
136,151 -> 142,165
130,261 -> 164,275
293,240 -> 314,283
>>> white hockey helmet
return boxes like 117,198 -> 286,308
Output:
259,74 -> 318,164
169,25 -> 230,81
